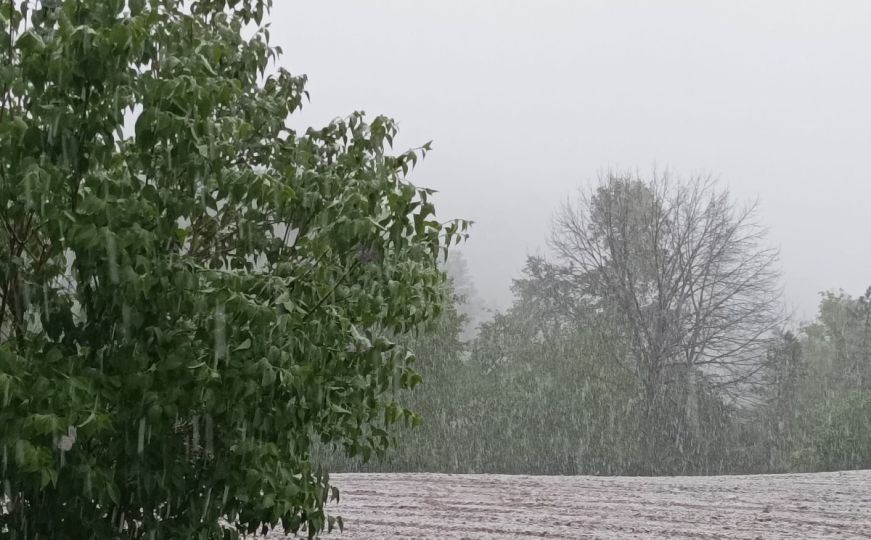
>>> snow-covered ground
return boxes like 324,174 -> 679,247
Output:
297,470 -> 871,539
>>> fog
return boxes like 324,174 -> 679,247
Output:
274,0 -> 871,320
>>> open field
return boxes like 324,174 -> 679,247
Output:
297,470 -> 871,539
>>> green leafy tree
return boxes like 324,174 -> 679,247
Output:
744,289 -> 871,474
0,1 -> 467,537
316,283 -> 470,473
780,290 -> 871,472
753,330 -> 804,470
803,289 -> 871,388
473,257 -> 740,476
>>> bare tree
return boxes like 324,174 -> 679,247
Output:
550,171 -> 784,469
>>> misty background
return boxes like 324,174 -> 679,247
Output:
275,0 -> 871,321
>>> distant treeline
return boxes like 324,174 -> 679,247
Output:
318,174 -> 871,476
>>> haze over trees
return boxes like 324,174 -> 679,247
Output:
325,173 -> 871,477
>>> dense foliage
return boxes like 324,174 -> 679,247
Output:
0,1 -> 467,538
326,260 -> 745,476
325,179 -> 870,478
751,290 -> 871,472
326,275 -> 871,479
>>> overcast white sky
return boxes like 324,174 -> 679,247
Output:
272,1 -> 871,322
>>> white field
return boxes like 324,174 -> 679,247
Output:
292,470 -> 871,539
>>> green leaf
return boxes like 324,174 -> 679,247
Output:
329,403 -> 351,415
129,0 -> 146,16
40,469 -> 52,489
106,483 -> 120,506
15,31 -> 45,54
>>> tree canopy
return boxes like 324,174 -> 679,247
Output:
0,1 -> 467,537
